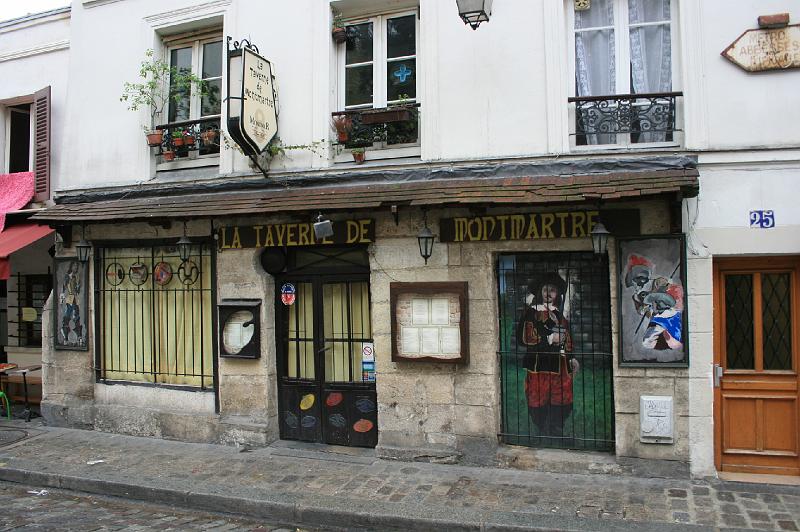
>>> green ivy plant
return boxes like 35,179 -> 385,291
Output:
120,49 -> 208,133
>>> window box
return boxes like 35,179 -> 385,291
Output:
360,105 -> 415,125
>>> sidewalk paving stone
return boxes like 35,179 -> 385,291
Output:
0,422 -> 797,530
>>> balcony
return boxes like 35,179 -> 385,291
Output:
568,92 -> 682,148
152,117 -> 221,166
331,104 -> 420,162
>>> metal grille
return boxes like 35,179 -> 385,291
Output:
497,252 -> 614,452
762,273 -> 792,370
7,274 -> 51,347
725,274 -> 754,370
95,244 -> 214,388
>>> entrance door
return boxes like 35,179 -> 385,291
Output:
276,270 -> 377,448
714,257 -> 800,476
497,252 -> 614,451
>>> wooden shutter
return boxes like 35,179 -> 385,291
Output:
33,86 -> 51,202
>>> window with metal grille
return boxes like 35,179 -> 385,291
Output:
95,244 -> 214,388
12,274 -> 52,347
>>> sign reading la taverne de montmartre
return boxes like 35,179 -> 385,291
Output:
227,39 -> 278,157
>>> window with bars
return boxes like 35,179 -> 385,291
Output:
95,244 -> 214,388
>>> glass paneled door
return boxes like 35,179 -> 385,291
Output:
277,274 -> 377,447
714,257 -> 800,476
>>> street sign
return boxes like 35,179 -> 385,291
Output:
722,25 -> 800,72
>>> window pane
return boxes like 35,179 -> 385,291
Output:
629,25 -> 671,93
629,0 -> 670,24
201,79 -> 222,116
575,0 -> 613,29
575,30 -> 615,97
725,274 -> 755,370
762,273 -> 793,370
202,41 -> 223,78
387,59 -> 416,101
346,22 -> 373,65
168,47 -> 192,122
345,65 -> 373,106
387,15 -> 415,58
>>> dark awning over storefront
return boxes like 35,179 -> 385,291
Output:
32,170 -> 698,224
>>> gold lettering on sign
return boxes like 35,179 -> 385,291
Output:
231,227 -> 242,249
439,210 -> 612,243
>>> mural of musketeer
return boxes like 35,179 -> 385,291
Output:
516,272 -> 580,440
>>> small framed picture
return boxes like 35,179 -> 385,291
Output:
54,258 -> 89,351
390,282 -> 469,364
617,235 -> 688,367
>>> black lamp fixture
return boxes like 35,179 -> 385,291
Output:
177,221 -> 192,262
313,212 -> 334,241
417,211 -> 435,265
75,225 -> 91,263
456,0 -> 493,30
590,221 -> 611,256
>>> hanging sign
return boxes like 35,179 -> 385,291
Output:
280,283 -> 296,306
722,24 -> 800,72
226,38 -> 278,157
219,219 -> 374,249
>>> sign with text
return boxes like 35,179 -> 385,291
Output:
722,25 -> 800,72
440,211 -> 600,243
219,219 -> 375,249
749,210 -> 776,229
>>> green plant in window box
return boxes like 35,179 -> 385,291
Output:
332,13 -> 347,44
120,49 -> 208,147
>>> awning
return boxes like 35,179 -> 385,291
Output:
0,224 -> 54,280
31,169 -> 699,224
0,172 -> 34,232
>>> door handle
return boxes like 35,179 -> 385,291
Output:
317,346 -> 332,355
713,364 -> 723,388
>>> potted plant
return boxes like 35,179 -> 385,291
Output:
162,149 -> 176,162
332,14 -> 347,44
120,49 -> 207,147
183,130 -> 195,146
331,114 -> 353,143
200,127 -> 218,145
351,147 -> 366,164
171,129 -> 185,147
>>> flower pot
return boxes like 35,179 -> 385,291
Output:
162,150 -> 176,162
352,151 -> 365,164
337,130 -> 349,143
332,27 -> 347,44
183,135 -> 195,146
145,130 -> 163,147
172,137 -> 185,147
201,130 -> 218,145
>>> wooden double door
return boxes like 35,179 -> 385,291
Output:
714,257 -> 800,476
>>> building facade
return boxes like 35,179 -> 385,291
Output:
17,0 -> 800,479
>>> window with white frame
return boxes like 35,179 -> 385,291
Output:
337,11 -> 419,150
162,32 -> 222,159
570,0 -> 678,146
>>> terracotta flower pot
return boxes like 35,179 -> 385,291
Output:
172,137 -> 185,147
337,130 -> 349,143
184,135 -> 195,146
332,27 -> 347,44
162,150 -> 176,162
352,151 -> 365,164
145,130 -> 163,147
201,130 -> 218,144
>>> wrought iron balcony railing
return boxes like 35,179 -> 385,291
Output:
568,91 -> 682,146
153,117 -> 221,162
331,103 -> 420,150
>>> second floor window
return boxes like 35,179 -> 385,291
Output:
168,37 -> 223,123
571,0 -> 677,146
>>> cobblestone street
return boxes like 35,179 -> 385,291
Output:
0,480 -> 315,531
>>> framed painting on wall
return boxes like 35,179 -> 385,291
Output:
390,282 -> 469,364
54,257 -> 89,351
617,235 -> 688,367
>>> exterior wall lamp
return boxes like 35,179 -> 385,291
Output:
75,225 -> 91,263
313,213 -> 334,241
456,0 -> 493,30
591,221 -> 611,256
417,212 -> 435,264
177,222 -> 192,262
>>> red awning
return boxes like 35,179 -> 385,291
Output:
0,224 -> 54,280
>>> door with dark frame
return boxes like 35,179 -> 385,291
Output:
276,248 -> 377,448
714,257 -> 800,476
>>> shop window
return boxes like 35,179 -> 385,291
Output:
12,274 -> 51,348
334,11 -> 420,160
156,32 -> 223,167
568,0 -> 681,147
95,244 -> 214,388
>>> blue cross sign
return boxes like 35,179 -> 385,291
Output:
393,64 -> 413,84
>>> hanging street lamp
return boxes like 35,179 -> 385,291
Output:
590,221 -> 611,256
75,225 -> 91,263
417,213 -> 435,264
456,0 -> 493,30
177,222 -> 192,262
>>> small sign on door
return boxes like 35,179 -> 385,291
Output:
362,343 -> 375,382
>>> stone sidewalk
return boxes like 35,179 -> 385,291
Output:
0,423 -> 798,531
